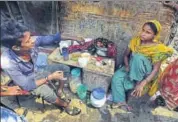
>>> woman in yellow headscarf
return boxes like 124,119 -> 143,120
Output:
111,20 -> 173,110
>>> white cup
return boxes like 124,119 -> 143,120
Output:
78,57 -> 88,67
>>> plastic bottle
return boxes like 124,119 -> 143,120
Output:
69,68 -> 82,93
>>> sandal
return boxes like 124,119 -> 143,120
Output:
111,103 -> 132,112
65,106 -> 81,116
64,99 -> 81,116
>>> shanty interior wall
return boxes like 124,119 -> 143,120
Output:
0,1 -> 174,66
59,1 -> 174,65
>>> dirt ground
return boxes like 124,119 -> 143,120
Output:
1,45 -> 178,122
1,85 -> 178,122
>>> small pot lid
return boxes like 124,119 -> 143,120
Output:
92,87 -> 106,100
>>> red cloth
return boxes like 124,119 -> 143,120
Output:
68,41 -> 94,53
107,42 -> 117,58
68,40 -> 117,59
160,58 -> 178,110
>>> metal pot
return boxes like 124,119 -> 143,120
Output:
95,46 -> 108,57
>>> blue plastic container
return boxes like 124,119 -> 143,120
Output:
62,47 -> 69,61
71,68 -> 81,77
69,68 -> 82,93
92,87 -> 106,100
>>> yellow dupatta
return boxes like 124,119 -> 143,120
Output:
128,20 -> 173,96
128,20 -> 173,64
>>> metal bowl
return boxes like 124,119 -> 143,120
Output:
95,46 -> 108,57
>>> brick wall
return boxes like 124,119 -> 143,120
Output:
58,1 -> 174,66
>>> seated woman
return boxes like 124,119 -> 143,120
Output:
111,20 -> 173,110
159,59 -> 178,111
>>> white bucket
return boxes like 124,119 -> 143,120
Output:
90,94 -> 106,108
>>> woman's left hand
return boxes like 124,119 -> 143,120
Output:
131,80 -> 147,97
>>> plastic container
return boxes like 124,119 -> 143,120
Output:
69,81 -> 81,93
81,52 -> 91,60
77,84 -> 88,100
62,47 -> 69,61
71,68 -> 81,83
71,68 -> 81,77
69,68 -> 82,93
90,87 -> 106,108
90,94 -> 106,108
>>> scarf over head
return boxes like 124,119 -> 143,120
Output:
128,20 -> 173,63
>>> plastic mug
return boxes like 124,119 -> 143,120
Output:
62,47 -> 69,61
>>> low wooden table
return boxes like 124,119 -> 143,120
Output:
48,47 -> 115,91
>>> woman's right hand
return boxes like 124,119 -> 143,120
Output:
131,80 -> 147,97
48,71 -> 64,80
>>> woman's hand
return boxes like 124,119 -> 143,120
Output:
131,61 -> 161,97
48,71 -> 64,80
131,80 -> 147,97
